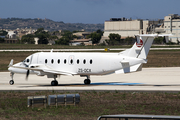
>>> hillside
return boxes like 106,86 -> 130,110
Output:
0,18 -> 104,32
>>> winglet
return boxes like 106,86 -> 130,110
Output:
8,59 -> 13,67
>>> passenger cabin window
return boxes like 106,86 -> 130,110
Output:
51,59 -> 54,64
58,59 -> 60,64
64,59 -> 67,64
90,59 -> 92,64
77,59 -> 79,64
70,59 -> 73,64
45,59 -> 47,64
83,59 -> 86,64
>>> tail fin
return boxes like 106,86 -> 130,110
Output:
117,34 -> 172,74
116,34 -> 152,74
126,34 -> 157,59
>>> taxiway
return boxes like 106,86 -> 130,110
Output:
0,67 -> 180,92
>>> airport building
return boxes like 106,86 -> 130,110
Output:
101,17 -> 164,43
103,18 -> 144,39
164,14 -> 180,43
102,15 -> 180,43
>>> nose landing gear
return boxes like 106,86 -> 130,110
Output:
9,72 -> 14,85
9,80 -> 14,85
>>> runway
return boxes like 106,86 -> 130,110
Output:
1,47 -> 180,52
0,67 -> 180,92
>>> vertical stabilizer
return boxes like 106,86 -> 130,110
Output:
117,34 -> 172,74
123,34 -> 158,59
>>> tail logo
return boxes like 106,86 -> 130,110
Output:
136,39 -> 143,47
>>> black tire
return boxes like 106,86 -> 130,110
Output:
51,80 -> 58,86
84,79 -> 91,84
9,80 -> 14,85
55,81 -> 58,86
51,81 -> 55,86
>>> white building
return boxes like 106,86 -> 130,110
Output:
7,31 -> 16,39
164,14 -> 180,43
103,19 -> 144,39
101,17 -> 170,44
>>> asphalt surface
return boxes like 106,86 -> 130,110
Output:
1,67 -> 180,92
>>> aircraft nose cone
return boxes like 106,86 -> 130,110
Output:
8,67 -> 12,72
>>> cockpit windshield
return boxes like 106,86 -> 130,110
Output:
23,55 -> 32,65
23,59 -> 29,63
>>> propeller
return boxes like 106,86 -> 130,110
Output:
26,69 -> 30,80
24,55 -> 33,81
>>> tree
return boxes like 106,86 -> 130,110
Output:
37,33 -> 49,44
124,37 -> 135,45
87,30 -> 103,44
21,34 -> 35,44
0,30 -> 8,36
62,30 -> 76,40
56,30 -> 77,45
56,36 -> 70,45
35,28 -> 44,35
87,32 -> 101,44
106,33 -> 121,45
49,35 -> 58,40
35,28 -> 50,44
96,29 -> 104,36
0,37 -> 5,43
154,37 -> 164,44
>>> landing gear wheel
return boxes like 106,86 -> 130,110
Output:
51,80 -> 58,86
9,80 -> 14,85
84,79 -> 91,85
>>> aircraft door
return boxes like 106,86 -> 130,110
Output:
68,55 -> 74,65
31,53 -> 39,64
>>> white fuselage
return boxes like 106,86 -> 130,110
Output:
8,52 -> 144,76
38,52 -> 120,75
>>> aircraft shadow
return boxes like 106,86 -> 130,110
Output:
18,82 -> 143,88
17,82 -> 180,88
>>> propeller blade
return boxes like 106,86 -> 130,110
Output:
26,70 -> 29,80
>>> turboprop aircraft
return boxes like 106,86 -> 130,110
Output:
8,34 -> 167,86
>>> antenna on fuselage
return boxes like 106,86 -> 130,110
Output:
51,49 -> 53,52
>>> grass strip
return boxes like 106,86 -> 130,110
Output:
0,91 -> 180,119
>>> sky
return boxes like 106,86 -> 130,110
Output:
0,0 -> 179,24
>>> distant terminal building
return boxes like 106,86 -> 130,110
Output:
164,14 -> 180,43
101,17 -> 164,43
103,18 -> 144,39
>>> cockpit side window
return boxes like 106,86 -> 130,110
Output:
27,59 -> 29,63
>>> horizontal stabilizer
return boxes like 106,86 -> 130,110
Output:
115,63 -> 143,74
120,60 -> 130,73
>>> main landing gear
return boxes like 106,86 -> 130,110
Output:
51,75 -> 58,86
9,72 -> 14,85
83,75 -> 91,85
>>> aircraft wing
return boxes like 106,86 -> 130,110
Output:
9,64 -> 77,76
